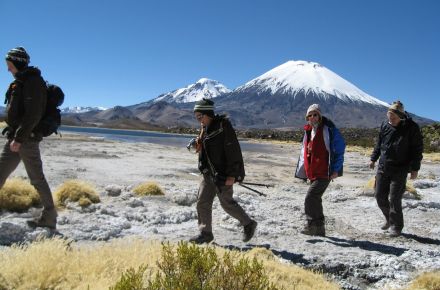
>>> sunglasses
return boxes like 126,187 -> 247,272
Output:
307,113 -> 319,118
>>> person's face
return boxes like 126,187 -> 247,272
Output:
387,111 -> 401,127
6,61 -> 18,75
306,111 -> 320,126
194,112 -> 212,126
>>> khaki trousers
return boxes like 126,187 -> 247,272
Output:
196,174 -> 251,233
0,140 -> 55,212
304,179 -> 330,226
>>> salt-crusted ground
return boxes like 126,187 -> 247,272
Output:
1,133 -> 439,290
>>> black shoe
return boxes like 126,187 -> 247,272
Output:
388,227 -> 401,237
243,220 -> 257,242
27,218 -> 57,230
189,231 -> 214,244
381,220 -> 390,230
27,209 -> 57,230
301,225 -> 325,237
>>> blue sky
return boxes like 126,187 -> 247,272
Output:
1,0 -> 439,121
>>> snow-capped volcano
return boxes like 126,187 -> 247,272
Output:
237,60 -> 389,107
153,78 -> 231,104
213,60 -> 400,128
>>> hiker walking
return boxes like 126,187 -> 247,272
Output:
1,47 -> 57,229
295,104 -> 345,236
369,101 -> 423,237
189,98 -> 257,244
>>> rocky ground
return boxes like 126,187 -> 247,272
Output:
0,133 -> 439,290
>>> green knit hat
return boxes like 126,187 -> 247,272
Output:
5,46 -> 30,71
194,98 -> 215,117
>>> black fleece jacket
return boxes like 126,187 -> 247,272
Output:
5,67 -> 47,142
198,115 -> 245,183
371,117 -> 423,172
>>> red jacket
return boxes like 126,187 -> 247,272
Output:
303,125 -> 329,180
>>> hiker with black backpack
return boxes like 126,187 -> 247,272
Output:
188,98 -> 257,244
1,47 -> 58,229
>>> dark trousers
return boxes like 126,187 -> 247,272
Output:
304,179 -> 330,226
196,175 -> 252,233
0,140 -> 55,211
375,170 -> 407,231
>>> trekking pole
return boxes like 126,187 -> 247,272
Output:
241,182 -> 273,188
239,183 -> 267,197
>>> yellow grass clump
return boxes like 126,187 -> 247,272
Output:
0,238 -> 161,290
245,247 -> 340,290
0,238 -> 340,290
133,181 -> 164,196
424,152 -> 440,163
405,180 -> 419,196
406,271 -> 440,290
0,178 -> 40,212
54,179 -> 100,208
345,145 -> 372,156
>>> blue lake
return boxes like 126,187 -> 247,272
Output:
59,126 -> 282,153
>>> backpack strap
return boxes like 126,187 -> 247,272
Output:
201,119 -> 225,179
4,79 -> 24,105
205,120 -> 224,140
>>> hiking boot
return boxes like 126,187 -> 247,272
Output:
27,208 -> 57,230
189,231 -> 214,244
243,220 -> 257,242
388,227 -> 402,237
301,224 -> 325,237
381,220 -> 391,230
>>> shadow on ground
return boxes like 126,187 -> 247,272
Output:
307,236 -> 408,256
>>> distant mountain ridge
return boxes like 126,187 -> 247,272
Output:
64,61 -> 434,129
61,106 -> 107,114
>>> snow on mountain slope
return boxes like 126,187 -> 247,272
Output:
236,60 -> 389,107
61,106 -> 107,114
153,78 -> 231,103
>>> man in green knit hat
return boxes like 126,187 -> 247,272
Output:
189,98 -> 257,244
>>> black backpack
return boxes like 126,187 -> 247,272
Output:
34,83 -> 65,137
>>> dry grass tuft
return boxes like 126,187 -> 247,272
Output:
0,238 -> 162,290
0,178 -> 40,212
346,145 -> 372,156
364,176 -> 376,191
405,180 -> 418,195
244,247 -> 340,290
0,238 -> 340,290
406,271 -> 440,290
424,152 -> 440,163
54,179 -> 100,208
133,181 -> 164,196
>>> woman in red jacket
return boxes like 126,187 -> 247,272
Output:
295,104 -> 346,236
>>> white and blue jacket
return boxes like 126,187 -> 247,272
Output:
295,116 -> 346,180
